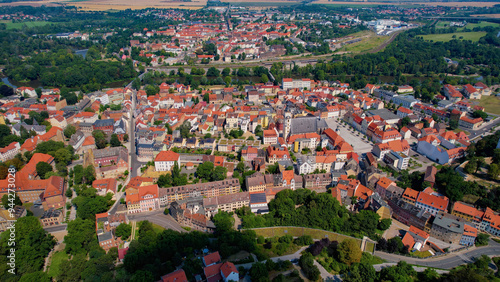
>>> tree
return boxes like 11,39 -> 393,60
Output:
64,125 -> 77,138
206,67 -> 220,77
55,148 -> 72,165
401,116 -> 411,127
213,211 -> 234,234
196,161 -> 214,181
249,262 -> 268,281
465,159 -> 478,174
36,162 -> 53,179
115,223 -> 132,240
338,239 -> 362,265
379,261 -> 416,282
157,173 -> 173,188
0,216 -> 56,278
299,253 -> 320,281
92,130 -> 107,149
110,134 -> 121,147
1,193 -> 22,208
488,163 -> 500,180
65,188 -> 73,198
378,218 -> 392,231
261,74 -> 269,83
343,262 -> 377,282
83,165 -> 96,184
476,233 -> 490,246
473,110 -> 488,120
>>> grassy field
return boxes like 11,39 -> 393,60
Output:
411,250 -> 433,258
0,20 -> 53,30
47,251 -> 69,278
338,35 -> 387,54
477,95 -> 500,115
152,223 -> 166,234
249,226 -> 375,253
436,21 -> 500,30
420,32 -> 487,42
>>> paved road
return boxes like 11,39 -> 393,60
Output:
44,224 -> 68,233
127,210 -> 186,233
465,116 -> 500,138
373,263 -> 449,274
374,239 -> 500,269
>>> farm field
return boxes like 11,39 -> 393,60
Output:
312,0 -> 500,7
0,20 -> 53,29
224,1 -> 299,6
1,0 -> 207,10
420,31 -> 486,42
472,14 -> 500,18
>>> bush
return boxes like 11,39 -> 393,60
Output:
476,233 -> 490,246
294,235 -> 313,246
299,253 -> 320,281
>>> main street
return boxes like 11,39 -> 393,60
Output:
374,239 -> 500,269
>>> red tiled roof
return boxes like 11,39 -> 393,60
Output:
161,269 -> 188,282
155,150 -> 180,162
203,251 -> 221,266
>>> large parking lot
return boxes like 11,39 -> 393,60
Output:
325,119 -> 373,154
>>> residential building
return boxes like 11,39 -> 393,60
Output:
0,142 -> 20,162
459,116 -> 483,130
203,192 -> 250,218
415,188 -> 449,216
383,151 -> 409,170
430,212 -> 464,244
40,208 -> 63,227
125,184 -> 160,214
266,145 -> 290,164
161,269 -> 188,282
155,150 -> 181,171
159,179 -> 240,205
460,224 -> 477,246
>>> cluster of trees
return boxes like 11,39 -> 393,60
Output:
0,216 -> 56,281
238,189 -> 384,239
70,184 -> 114,220
122,213 -> 261,280
5,48 -> 137,90
196,161 -> 227,182
70,165 -> 96,186
156,161 -> 188,187
435,166 -> 486,203
376,236 -> 408,254
34,140 -> 75,177
396,170 -> 429,191
92,130 -> 122,149
299,252 -> 321,281
248,259 -> 293,282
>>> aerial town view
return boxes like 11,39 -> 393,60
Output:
0,0 -> 500,281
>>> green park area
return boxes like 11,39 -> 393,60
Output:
478,95 -> 500,115
420,32 -> 487,42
